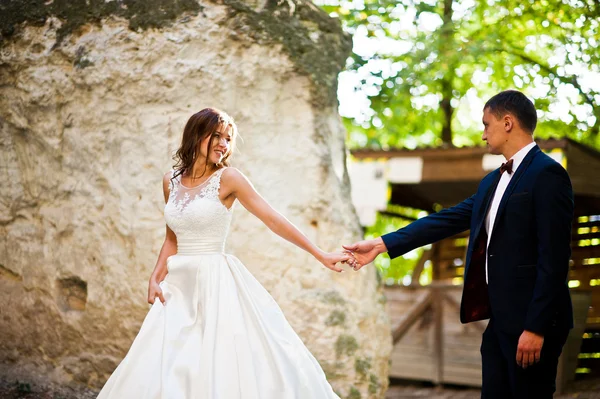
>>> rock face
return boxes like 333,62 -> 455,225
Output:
0,1 -> 392,397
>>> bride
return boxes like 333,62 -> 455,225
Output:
97,108 -> 348,398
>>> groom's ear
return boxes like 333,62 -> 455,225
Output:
503,114 -> 514,132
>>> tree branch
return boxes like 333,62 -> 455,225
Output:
500,46 -> 597,109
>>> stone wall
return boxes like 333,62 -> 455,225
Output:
0,1 -> 392,397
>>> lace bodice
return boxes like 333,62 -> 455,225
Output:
164,168 -> 234,254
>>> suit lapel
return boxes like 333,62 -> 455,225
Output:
472,171 -> 500,241
490,145 -> 540,237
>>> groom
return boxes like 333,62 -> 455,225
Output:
344,90 -> 574,398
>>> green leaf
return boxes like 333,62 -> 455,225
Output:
321,0 -> 600,149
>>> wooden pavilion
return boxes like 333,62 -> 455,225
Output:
350,138 -> 600,391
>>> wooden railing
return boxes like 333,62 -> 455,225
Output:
385,283 -> 591,392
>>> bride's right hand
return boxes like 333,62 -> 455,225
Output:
318,251 -> 351,273
148,279 -> 166,305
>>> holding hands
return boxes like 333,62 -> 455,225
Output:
316,237 -> 387,273
342,237 -> 387,271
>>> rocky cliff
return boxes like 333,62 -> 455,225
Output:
0,1 -> 392,397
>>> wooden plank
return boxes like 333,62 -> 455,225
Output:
571,246 -> 600,258
390,351 -> 433,362
438,245 -> 467,254
443,374 -> 482,387
569,269 -> 600,281
410,250 -> 431,287
384,286 -> 425,301
431,243 -> 442,281
439,243 -> 469,252
443,362 -> 483,372
556,354 -> 565,395
350,138 -> 572,160
444,347 -> 483,355
442,335 -> 483,346
391,290 -> 433,344
393,348 -> 433,357
569,268 -> 600,278
442,290 -> 486,334
395,327 -> 435,346
443,358 -> 483,386
422,157 -> 487,182
390,359 -> 433,371
389,349 -> 434,380
557,290 -> 593,392
351,146 -> 489,160
443,355 -> 482,366
569,257 -> 600,267
442,362 -> 484,373
572,232 -> 600,241
566,142 -> 600,197
389,366 -> 434,381
433,288 -> 444,384
443,370 -> 482,386
389,361 -> 434,375
444,343 -> 482,352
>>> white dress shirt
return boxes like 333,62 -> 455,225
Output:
485,141 -> 537,283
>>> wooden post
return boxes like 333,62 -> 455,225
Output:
410,249 -> 431,287
556,353 -> 564,395
432,243 -> 441,281
432,286 -> 444,385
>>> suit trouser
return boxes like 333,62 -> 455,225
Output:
481,319 -> 569,399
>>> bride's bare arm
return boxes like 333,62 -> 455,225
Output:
220,168 -> 348,272
147,172 -> 178,305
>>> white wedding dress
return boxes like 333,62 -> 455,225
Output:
97,168 -> 339,399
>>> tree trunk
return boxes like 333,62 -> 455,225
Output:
439,0 -> 455,146
440,80 -> 454,146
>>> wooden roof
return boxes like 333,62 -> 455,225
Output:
350,138 -> 600,215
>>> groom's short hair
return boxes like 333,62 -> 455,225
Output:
485,90 -> 537,133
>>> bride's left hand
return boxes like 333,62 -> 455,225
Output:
318,251 -> 351,273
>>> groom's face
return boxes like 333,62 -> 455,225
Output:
481,108 -> 508,155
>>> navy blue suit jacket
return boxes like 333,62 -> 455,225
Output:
382,145 -> 574,335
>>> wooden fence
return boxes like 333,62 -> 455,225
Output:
385,283 -> 591,392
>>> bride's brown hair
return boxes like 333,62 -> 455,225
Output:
172,108 -> 238,182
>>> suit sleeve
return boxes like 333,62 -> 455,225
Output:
382,195 -> 475,259
524,163 -> 574,335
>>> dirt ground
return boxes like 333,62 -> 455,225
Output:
1,377 -> 598,398
0,379 -> 97,399
385,377 -> 600,399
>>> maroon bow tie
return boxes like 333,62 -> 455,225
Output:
500,159 -> 514,175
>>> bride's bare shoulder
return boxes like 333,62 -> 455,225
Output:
163,170 -> 176,186
222,167 -> 244,180
221,167 -> 252,188
162,170 -> 175,200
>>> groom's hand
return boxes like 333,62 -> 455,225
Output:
516,330 -> 544,368
342,237 -> 387,271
